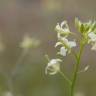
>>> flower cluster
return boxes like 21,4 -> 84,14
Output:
55,21 -> 70,37
45,18 -> 96,96
45,21 -> 76,75
75,18 -> 96,50
55,21 -> 76,56
45,18 -> 96,75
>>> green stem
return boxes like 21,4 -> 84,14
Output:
59,71 -> 72,86
71,42 -> 85,96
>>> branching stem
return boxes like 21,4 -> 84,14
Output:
71,41 -> 85,96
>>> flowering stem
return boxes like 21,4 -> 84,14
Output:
71,41 -> 85,96
59,71 -> 72,86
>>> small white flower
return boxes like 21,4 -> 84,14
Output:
59,41 -> 76,56
55,37 -> 76,56
59,47 -> 67,56
55,21 -> 70,35
88,32 -> 96,42
60,37 -> 76,49
45,59 -> 62,75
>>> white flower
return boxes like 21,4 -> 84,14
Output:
60,38 -> 76,54
55,37 -> 76,56
67,41 -> 77,48
45,59 -> 62,75
60,37 -> 76,49
55,21 -> 70,35
88,32 -> 96,42
59,47 -> 67,56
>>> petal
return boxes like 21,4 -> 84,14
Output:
48,60 -> 57,66
45,59 -> 61,75
62,28 -> 70,32
49,71 -> 57,75
55,59 -> 62,62
55,42 -> 62,47
68,41 -> 76,48
61,37 -> 68,44
84,65 -> 90,72
57,33 -> 61,39
60,47 -> 67,56
48,59 -> 62,66
55,23 -> 61,30
61,21 -> 67,28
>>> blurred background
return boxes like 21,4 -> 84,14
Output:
0,0 -> 96,96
